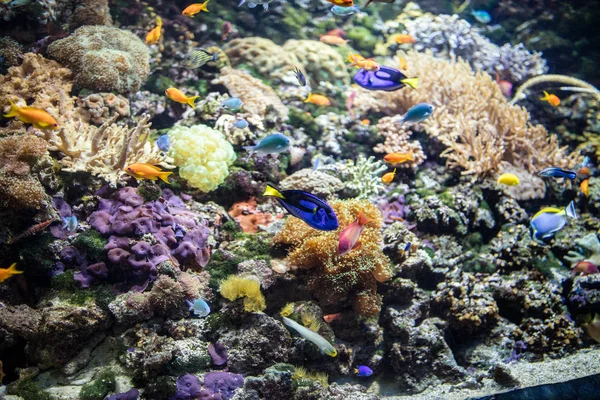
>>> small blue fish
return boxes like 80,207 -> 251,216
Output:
156,134 -> 170,152
396,103 -> 434,126
331,5 -> 361,16
312,157 -> 321,172
294,66 -> 307,87
471,9 -> 491,24
233,119 -> 249,129
404,242 -> 411,252
187,298 -> 211,317
243,133 -> 291,155
538,167 -> 577,181
62,215 -> 78,233
355,365 -> 373,377
222,97 -> 243,112
530,201 -> 577,243
263,185 -> 339,231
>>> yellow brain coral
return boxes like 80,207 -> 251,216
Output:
274,199 -> 392,317
219,275 -> 266,312
168,124 -> 236,192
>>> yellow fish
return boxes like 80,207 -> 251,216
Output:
145,17 -> 163,45
497,173 -> 520,186
125,163 -> 173,184
399,57 -> 408,71
382,168 -> 396,185
304,93 -> 331,106
581,179 -> 589,197
165,87 -> 200,108
182,1 -> 210,16
3,100 -> 59,130
0,263 -> 23,283
540,91 -> 560,107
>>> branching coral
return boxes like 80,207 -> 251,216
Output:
212,68 -> 288,122
335,156 -> 387,199
48,25 -> 150,94
351,51 -> 577,179
219,275 -> 266,312
168,124 -> 236,193
373,117 -> 426,168
42,114 -> 173,183
273,199 -> 392,316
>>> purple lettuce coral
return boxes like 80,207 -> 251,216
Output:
88,187 -> 210,291
201,372 -> 244,400
170,374 -> 202,400
208,342 -> 228,366
107,388 -> 139,400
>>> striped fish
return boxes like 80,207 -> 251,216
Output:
184,48 -> 218,68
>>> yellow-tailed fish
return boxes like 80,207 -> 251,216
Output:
282,316 -> 337,357
125,163 -> 173,184
182,1 -> 210,16
0,263 -> 23,283
382,168 -> 396,184
165,87 -> 200,108
145,17 -> 163,45
3,100 -> 59,130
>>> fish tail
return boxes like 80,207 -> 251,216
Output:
203,0 -> 210,11
263,184 -> 285,199
158,171 -> 173,184
304,93 -> 313,103
187,95 -> 200,108
156,16 -> 163,26
540,91 -> 549,100
237,0 -> 246,7
357,211 -> 373,225
3,100 -> 19,118
401,78 -> 419,89
8,263 -> 23,275
565,201 -> 578,219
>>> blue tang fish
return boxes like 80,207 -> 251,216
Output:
157,134 -> 170,152
354,66 -> 418,92
244,133 -> 291,155
396,103 -> 434,126
222,97 -> 243,112
355,365 -> 373,377
187,298 -> 210,317
294,66 -> 307,87
233,119 -> 249,129
62,215 -> 78,233
263,185 -> 339,231
530,201 -> 577,243
538,167 -> 577,181
471,9 -> 491,24
331,5 -> 361,16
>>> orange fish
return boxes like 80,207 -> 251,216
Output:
572,260 -> 599,276
338,211 -> 372,256
323,313 -> 343,323
327,29 -> 346,37
579,166 -> 590,176
325,0 -> 354,6
399,57 -> 408,71
125,163 -> 173,184
384,152 -> 414,165
350,58 -> 380,71
304,93 -> 330,106
320,35 -> 349,46
3,100 -> 58,130
395,34 -> 415,44
540,91 -> 560,107
581,179 -> 589,197
382,168 -> 396,185
182,1 -> 210,16
0,263 -> 23,283
145,17 -> 163,45
165,87 -> 200,108
361,119 -> 370,126
346,53 -> 365,63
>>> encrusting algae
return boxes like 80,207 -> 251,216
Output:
219,275 -> 266,313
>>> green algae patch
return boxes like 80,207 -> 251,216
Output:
79,369 -> 116,400
12,379 -> 55,400
72,230 -> 107,263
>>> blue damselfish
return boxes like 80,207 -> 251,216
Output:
355,365 -> 373,377
539,167 -> 577,181
263,185 -> 338,231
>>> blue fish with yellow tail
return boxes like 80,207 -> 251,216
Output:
530,201 -> 577,243
263,185 -> 338,231
539,167 -> 577,181
355,365 -> 373,377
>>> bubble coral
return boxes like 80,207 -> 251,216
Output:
168,124 -> 236,193
48,25 -> 150,94
219,275 -> 266,312
273,199 -> 392,316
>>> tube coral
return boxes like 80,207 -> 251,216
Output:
219,275 -> 266,312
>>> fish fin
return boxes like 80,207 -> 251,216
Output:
354,368 -> 359,374
304,93 -> 313,103
263,3 -> 268,10
248,2 -> 257,7
357,211 -> 372,225
144,164 -> 164,172
3,100 -> 19,118
565,201 -> 578,219
264,185 -> 285,199
158,171 -> 173,184
8,263 -> 23,275
401,78 -> 419,89
156,17 -> 163,26
187,95 -> 200,108
540,91 -> 549,100
237,0 -> 246,6
242,145 -> 256,154
352,241 -> 362,251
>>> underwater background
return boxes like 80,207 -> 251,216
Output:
0,0 -> 599,399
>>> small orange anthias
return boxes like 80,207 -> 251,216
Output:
165,87 -> 200,108
304,93 -> 331,106
395,34 -> 416,44
323,313 -> 343,323
182,1 -> 210,17
125,163 -> 173,184
3,100 -> 59,130
320,34 -> 349,46
338,211 -> 372,256
326,0 -> 354,7
0,263 -> 23,283
572,260 -> 599,276
381,168 -> 397,185
580,179 -> 590,197
540,91 -> 560,107
145,17 -> 162,45
384,152 -> 414,165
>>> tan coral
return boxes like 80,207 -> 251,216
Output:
76,92 -> 131,125
224,37 -> 301,83
351,51 -> 577,179
214,113 -> 263,145
212,68 -> 288,121
283,40 -> 350,86
373,116 -> 426,168
40,114 -> 174,183
0,53 -> 75,133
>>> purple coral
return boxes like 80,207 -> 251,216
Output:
201,372 -> 244,400
378,195 -> 410,226
170,374 -> 202,400
107,388 -> 139,400
88,187 -> 211,291
208,343 -> 228,366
